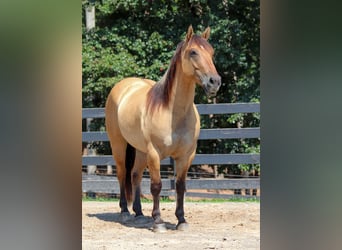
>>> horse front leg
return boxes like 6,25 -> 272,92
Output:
151,181 -> 165,230
175,177 -> 188,230
147,147 -> 167,232
174,152 -> 195,230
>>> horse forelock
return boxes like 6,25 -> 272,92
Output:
188,35 -> 214,54
147,41 -> 184,113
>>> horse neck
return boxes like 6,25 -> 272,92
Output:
169,69 -> 196,115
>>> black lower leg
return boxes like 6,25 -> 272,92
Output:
119,184 -> 129,213
151,182 -> 163,224
132,185 -> 143,216
175,179 -> 186,224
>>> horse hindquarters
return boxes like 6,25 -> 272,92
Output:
106,121 -> 141,215
105,93 -> 134,213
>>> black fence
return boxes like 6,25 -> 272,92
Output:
82,103 -> 260,199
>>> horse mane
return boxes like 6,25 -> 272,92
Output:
146,35 -> 213,113
146,41 -> 184,113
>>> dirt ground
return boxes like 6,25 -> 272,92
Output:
82,201 -> 260,250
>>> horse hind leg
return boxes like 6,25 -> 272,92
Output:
108,136 -> 133,216
105,94 -> 134,221
111,143 -> 129,208
108,142 -> 136,223
131,150 -> 146,217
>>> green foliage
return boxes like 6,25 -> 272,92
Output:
82,0 -> 260,174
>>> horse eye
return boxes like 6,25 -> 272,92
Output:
189,50 -> 198,57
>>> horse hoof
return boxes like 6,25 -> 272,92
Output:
119,212 -> 131,222
152,223 -> 167,233
176,222 -> 189,231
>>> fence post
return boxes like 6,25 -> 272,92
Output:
87,147 -> 97,175
172,158 -> 176,178
107,165 -> 113,175
85,5 -> 95,31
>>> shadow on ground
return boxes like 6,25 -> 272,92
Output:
87,212 -> 177,231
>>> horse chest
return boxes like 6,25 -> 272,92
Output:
166,130 -> 191,147
143,107 -> 200,157
155,124 -> 197,156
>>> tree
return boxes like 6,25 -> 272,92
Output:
82,0 -> 260,175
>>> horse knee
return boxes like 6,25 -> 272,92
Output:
176,179 -> 186,194
150,182 -> 162,196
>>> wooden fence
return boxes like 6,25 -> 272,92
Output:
82,103 -> 260,199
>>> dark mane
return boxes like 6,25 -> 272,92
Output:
147,41 -> 184,113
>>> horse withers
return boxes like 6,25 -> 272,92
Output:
105,25 -> 221,232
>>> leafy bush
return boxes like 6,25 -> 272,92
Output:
82,0 -> 260,175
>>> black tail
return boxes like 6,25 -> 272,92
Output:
125,143 -> 136,204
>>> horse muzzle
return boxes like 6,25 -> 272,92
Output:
202,74 -> 221,97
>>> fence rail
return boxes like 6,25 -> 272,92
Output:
82,154 -> 260,166
82,175 -> 260,199
82,127 -> 260,142
82,103 -> 260,198
82,103 -> 260,118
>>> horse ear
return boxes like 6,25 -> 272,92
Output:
201,27 -> 211,40
185,25 -> 194,42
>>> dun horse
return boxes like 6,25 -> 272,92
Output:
105,26 -> 221,232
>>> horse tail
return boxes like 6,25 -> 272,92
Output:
125,143 -> 136,205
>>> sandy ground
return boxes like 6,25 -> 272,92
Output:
82,201 -> 260,250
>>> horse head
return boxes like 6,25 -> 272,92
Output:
181,25 -> 221,97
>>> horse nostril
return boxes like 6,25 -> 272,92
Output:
216,76 -> 222,86
209,76 -> 221,86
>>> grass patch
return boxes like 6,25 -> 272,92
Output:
82,196 -> 118,202
82,195 -> 175,203
185,197 -> 259,203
